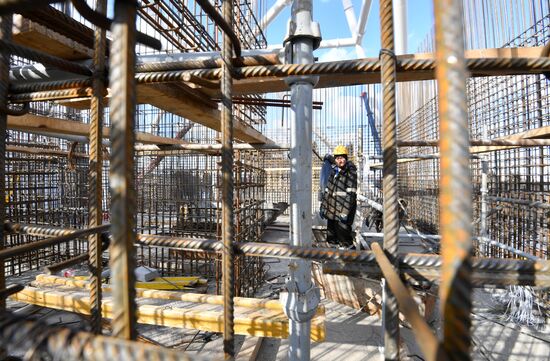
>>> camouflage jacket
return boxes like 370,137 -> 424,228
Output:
320,161 -> 357,223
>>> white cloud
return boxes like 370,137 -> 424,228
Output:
318,47 -> 355,62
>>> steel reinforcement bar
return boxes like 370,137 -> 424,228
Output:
4,223 -> 550,286
0,312 -> 196,361
8,57 -> 550,98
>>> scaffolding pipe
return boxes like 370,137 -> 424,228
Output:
434,0 -> 472,359
480,159 -> 488,256
281,1 -> 320,360
478,237 -> 540,262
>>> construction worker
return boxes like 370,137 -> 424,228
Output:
320,145 -> 357,247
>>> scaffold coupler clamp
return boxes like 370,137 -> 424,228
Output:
280,275 -> 321,323
282,3 -> 321,87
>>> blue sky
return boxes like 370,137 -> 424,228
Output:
263,0 -> 435,59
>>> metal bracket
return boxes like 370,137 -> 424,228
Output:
283,19 -> 322,50
280,279 -> 320,323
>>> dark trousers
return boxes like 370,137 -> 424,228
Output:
326,219 -> 353,247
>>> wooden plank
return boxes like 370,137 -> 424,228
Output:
7,113 -> 198,146
10,286 -> 325,341
12,15 -> 92,60
236,337 -> 264,361
33,274 -> 306,312
59,83 -> 272,144
371,125 -> 550,168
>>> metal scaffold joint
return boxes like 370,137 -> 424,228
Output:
280,262 -> 321,323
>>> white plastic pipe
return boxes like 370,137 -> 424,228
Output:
342,0 -> 358,37
257,0 -> 292,35
393,0 -> 407,54
356,0 -> 373,44
341,0 -> 367,58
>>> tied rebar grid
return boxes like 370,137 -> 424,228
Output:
434,0 -> 472,359
379,0 -> 400,359
221,0 -> 235,358
108,0 -> 137,340
88,0 -> 107,335
0,12 -> 11,315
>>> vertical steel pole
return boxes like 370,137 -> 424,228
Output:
281,1 -> 320,360
109,0 -> 137,340
379,0 -> 400,359
88,0 -> 107,335
480,159 -> 488,257
221,0 -> 235,359
434,0 -> 472,360
0,13 -> 11,314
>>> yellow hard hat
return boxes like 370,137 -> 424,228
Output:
333,145 -> 348,156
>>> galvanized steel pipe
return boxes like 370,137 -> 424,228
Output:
283,1 -> 320,360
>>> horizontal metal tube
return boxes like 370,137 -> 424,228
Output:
486,196 -> 550,209
478,237 -> 540,261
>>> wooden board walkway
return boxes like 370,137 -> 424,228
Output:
10,274 -> 325,341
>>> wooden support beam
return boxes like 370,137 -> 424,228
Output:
59,83 -> 272,144
33,275 -> 299,311
236,337 -> 264,361
7,113 -> 203,146
10,285 -> 326,341
12,15 -> 92,60
371,125 -> 550,168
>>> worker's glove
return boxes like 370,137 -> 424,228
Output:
323,154 -> 334,163
339,213 -> 348,223
319,209 -> 326,220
